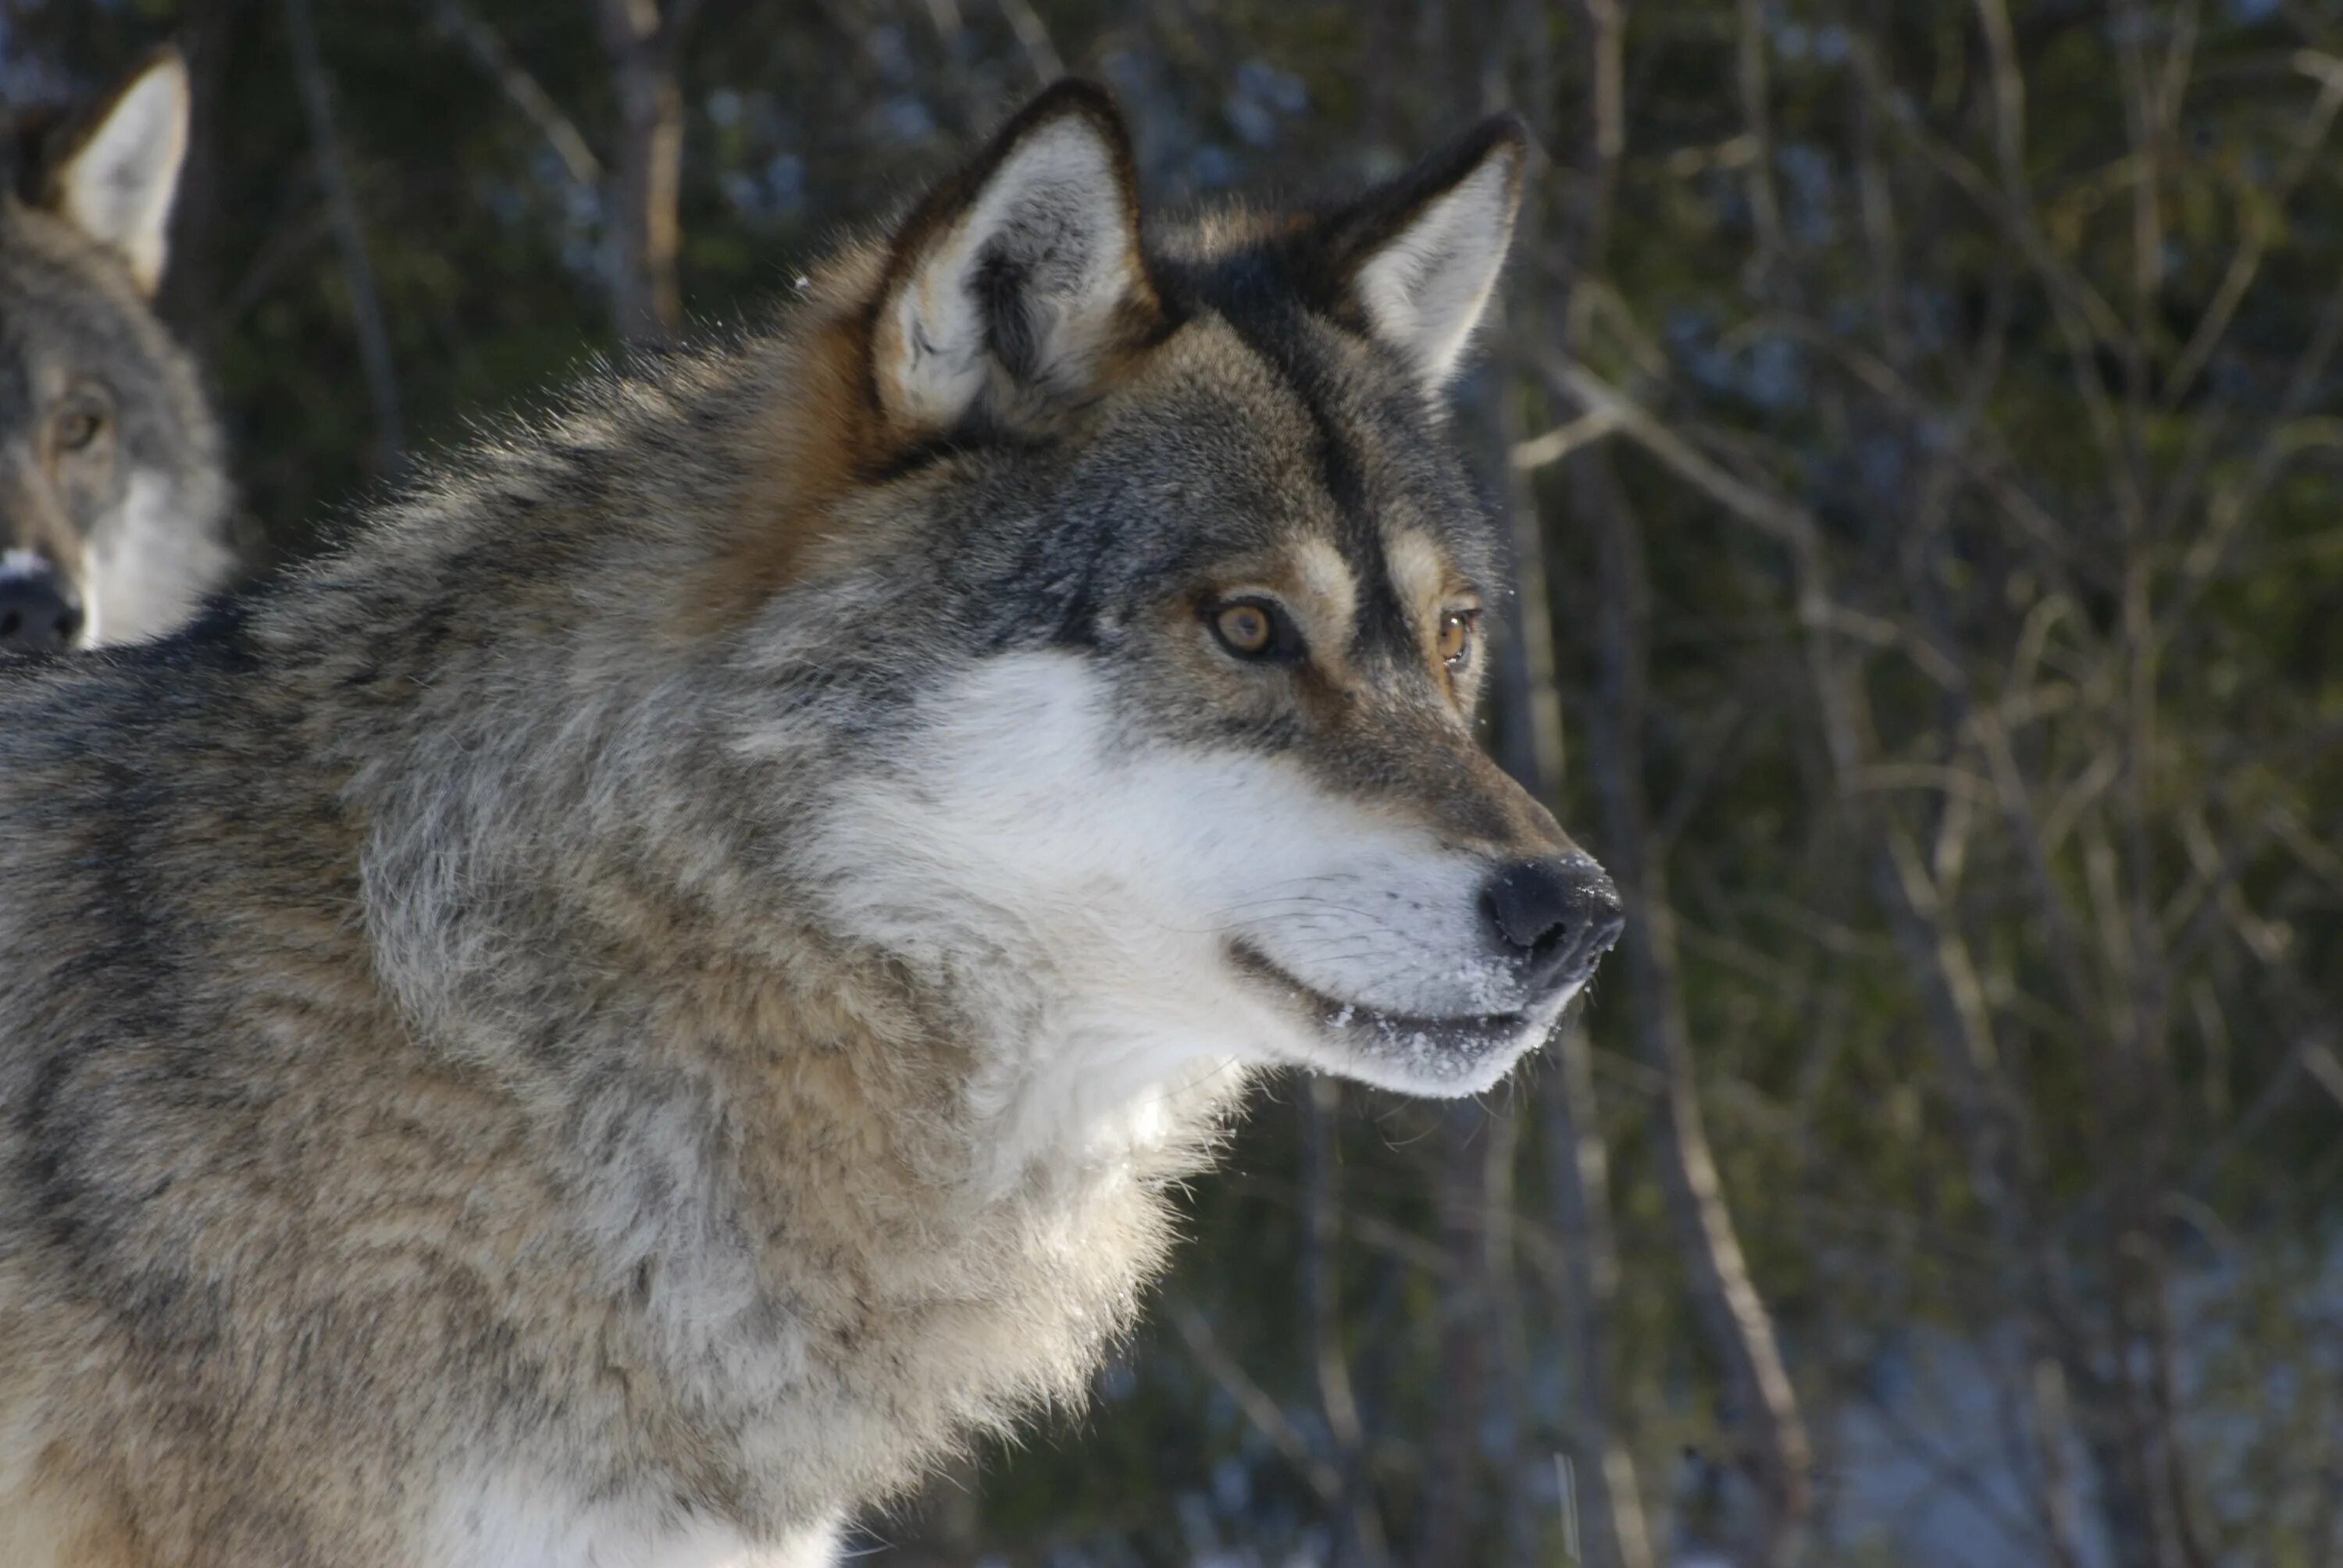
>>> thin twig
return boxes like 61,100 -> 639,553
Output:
422,0 -> 601,188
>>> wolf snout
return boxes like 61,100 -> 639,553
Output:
1478,854 -> 1624,998
0,568 -> 83,654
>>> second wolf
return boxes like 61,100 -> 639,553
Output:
0,83 -> 1618,1566
2,51 -> 234,652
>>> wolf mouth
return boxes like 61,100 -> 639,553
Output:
1225,940 -> 1541,1058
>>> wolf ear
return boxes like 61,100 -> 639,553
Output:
48,51 -> 191,297
1324,116 -> 1529,396
871,80 -> 1157,431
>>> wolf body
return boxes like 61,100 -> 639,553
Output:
0,84 -> 1619,1567
1,52 -> 234,653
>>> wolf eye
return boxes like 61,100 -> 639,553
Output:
55,408 -> 105,452
1207,597 -> 1298,661
1438,608 -> 1479,668
1215,603 -> 1273,655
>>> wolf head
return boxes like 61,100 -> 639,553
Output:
801,85 -> 1618,1117
348,86 -> 1618,1177
0,51 -> 233,652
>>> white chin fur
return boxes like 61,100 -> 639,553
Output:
786,650 -> 1545,1165
1282,984 -> 1578,1100
429,1474 -> 838,1568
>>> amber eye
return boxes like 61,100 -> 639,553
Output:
1438,608 -> 1479,668
55,408 -> 105,452
1208,597 -> 1302,662
1214,602 -> 1274,656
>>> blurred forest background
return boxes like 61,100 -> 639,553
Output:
8,0 -> 2343,1563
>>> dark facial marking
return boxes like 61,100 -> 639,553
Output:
1157,248 -> 1441,670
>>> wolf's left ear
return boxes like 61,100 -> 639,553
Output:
1322,115 -> 1530,396
871,80 -> 1158,432
48,51 -> 191,296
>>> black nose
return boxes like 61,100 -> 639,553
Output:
0,571 -> 82,654
1479,854 -> 1624,996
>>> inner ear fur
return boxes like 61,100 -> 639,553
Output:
43,48 -> 192,297
867,79 -> 1163,434
1307,113 -> 1531,395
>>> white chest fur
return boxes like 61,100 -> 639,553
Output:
430,1477 -> 836,1568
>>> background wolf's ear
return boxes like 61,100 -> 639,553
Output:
871,80 -> 1157,431
48,51 -> 191,296
1321,115 -> 1529,396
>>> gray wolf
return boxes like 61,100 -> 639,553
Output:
0,50 -> 234,653
0,81 -> 1619,1566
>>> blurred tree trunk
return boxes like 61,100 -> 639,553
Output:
158,0 -> 244,354
280,0 -> 405,473
161,0 -> 265,563
1494,5 -> 1657,1565
1414,1104 -> 1494,1568
1571,444 -> 1814,1560
594,0 -> 697,343
1550,0 -> 1813,1552
1541,1021 -> 1654,1568
1300,1078 -> 1389,1568
1477,1106 -> 1534,1566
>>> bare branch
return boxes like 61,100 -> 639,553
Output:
1538,355 -> 1816,551
1169,1303 -> 1343,1506
423,0 -> 602,189
2160,50 -> 2343,412
995,0 -> 1064,84
1511,409 -> 1622,472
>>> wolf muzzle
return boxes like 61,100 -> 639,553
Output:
0,562 -> 84,654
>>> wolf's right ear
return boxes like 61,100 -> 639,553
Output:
870,81 -> 1158,432
48,51 -> 191,297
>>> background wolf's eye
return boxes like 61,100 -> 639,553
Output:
1438,608 -> 1478,668
1215,603 -> 1273,655
54,408 -> 105,453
